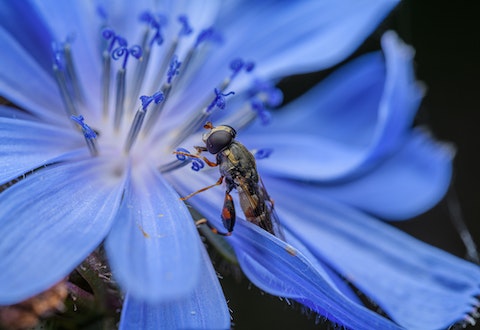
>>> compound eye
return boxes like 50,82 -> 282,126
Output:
206,130 -> 233,154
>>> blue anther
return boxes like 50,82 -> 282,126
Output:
206,88 -> 235,113
175,148 -> 205,171
195,27 -> 223,47
267,88 -> 283,107
139,11 -> 167,26
229,59 -> 255,79
254,148 -> 274,160
167,55 -> 181,83
71,115 -> 97,139
250,97 -> 272,125
140,91 -> 164,110
112,45 -> 143,69
244,61 -> 255,72
150,28 -> 164,46
178,15 -> 193,36
191,159 -> 205,171
139,11 -> 155,24
250,79 -> 283,107
229,58 -> 244,77
175,148 -> 189,161
102,28 -> 127,52
148,17 -> 164,46
139,11 -> 165,47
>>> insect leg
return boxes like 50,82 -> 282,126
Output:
194,146 -> 208,153
203,121 -> 214,130
180,176 -> 224,201
195,218 -> 232,236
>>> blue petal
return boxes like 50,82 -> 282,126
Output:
314,129 -> 453,220
105,167 -> 200,303
245,32 -> 423,181
217,0 -> 400,78
0,29 -> 64,122
119,238 -> 230,330
0,1 -> 54,73
246,128 -> 453,220
0,105 -> 37,120
0,115 -> 81,185
268,180 -> 480,330
0,158 -> 125,305
228,221 -> 402,330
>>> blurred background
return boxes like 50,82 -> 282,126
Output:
220,1 -> 480,329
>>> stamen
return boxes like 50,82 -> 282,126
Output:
219,58 -> 255,91
206,88 -> 235,113
223,79 -> 283,130
141,54 -> 181,134
124,92 -> 164,153
101,49 -> 111,119
250,78 -> 284,107
169,57 -> 251,138
167,55 -> 181,84
111,44 -> 142,130
101,28 -> 127,118
150,15 -> 193,92
172,27 -> 223,89
194,27 -> 223,48
141,83 -> 171,135
177,15 -> 193,37
112,44 -> 142,70
52,43 -> 78,117
248,79 -> 282,126
63,40 -> 84,104
71,115 -> 98,156
129,12 -> 165,109
149,29 -> 163,48
102,28 -> 127,53
113,67 -> 126,130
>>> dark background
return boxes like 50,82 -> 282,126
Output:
220,1 -> 480,329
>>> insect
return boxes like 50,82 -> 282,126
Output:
175,122 -> 284,239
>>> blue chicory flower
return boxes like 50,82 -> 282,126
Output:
1,0 -> 478,329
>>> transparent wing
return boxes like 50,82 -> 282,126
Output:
237,176 -> 286,241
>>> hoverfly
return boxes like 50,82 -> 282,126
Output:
175,122 -> 284,239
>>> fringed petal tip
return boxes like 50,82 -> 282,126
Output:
228,221 -> 403,330
274,188 -> 480,330
415,125 -> 457,159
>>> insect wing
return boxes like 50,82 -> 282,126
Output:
258,176 -> 286,241
237,176 -> 286,241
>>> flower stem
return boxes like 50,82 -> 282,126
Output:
75,251 -> 119,312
